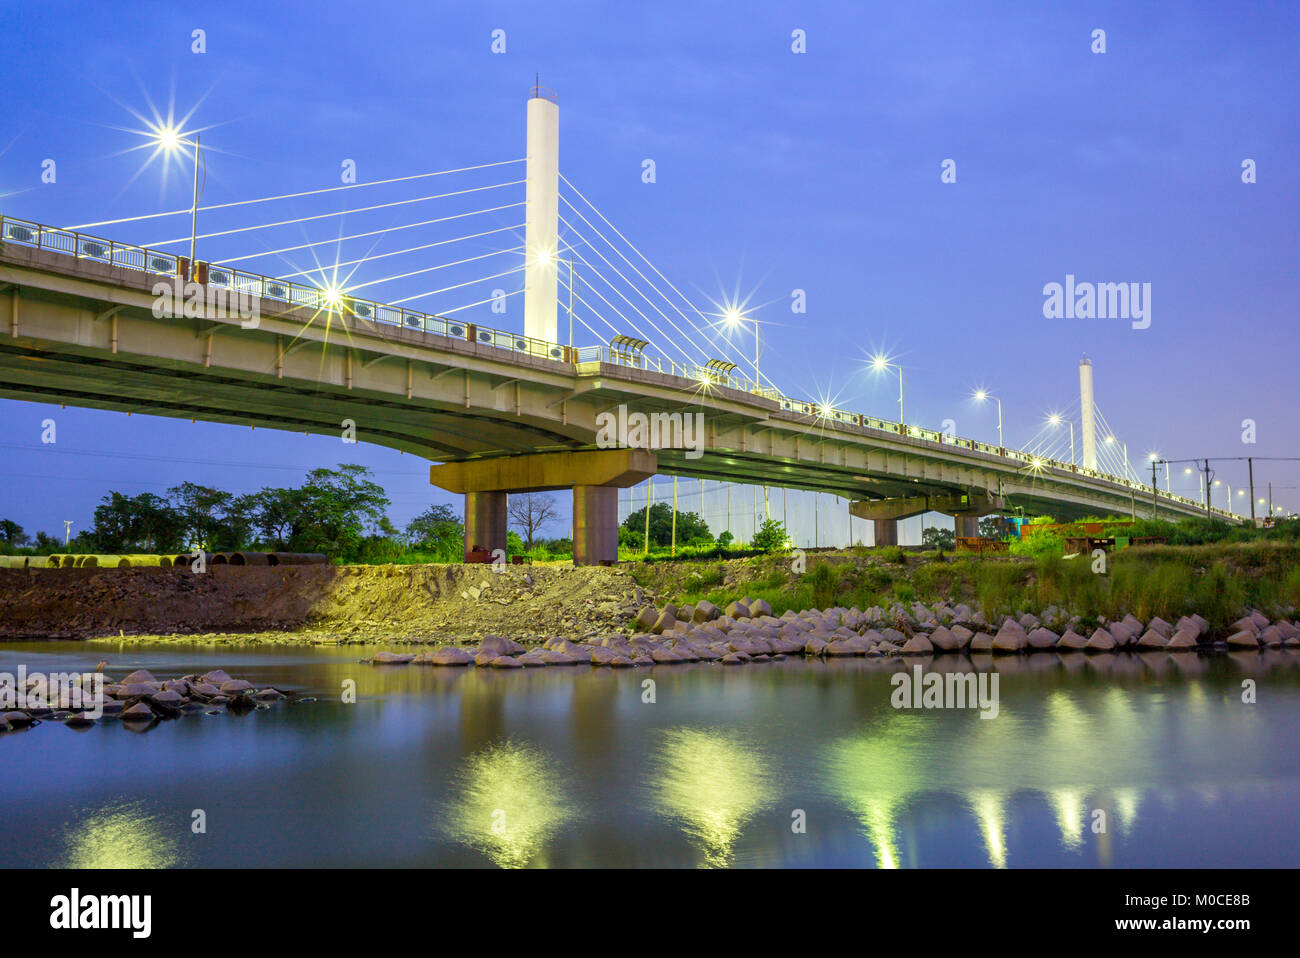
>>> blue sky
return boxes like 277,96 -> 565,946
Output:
1,0 -> 1298,541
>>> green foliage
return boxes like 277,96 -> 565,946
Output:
921,525 -> 955,551
89,491 -> 187,553
751,518 -> 789,553
717,530 -> 734,548
621,502 -> 711,547
1009,529 -> 1063,559
405,503 -> 465,561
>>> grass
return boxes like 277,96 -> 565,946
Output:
627,541 -> 1300,635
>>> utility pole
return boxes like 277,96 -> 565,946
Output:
1248,457 -> 1256,526
644,479 -> 651,555
63,520 -> 72,545
671,475 -> 677,555
1203,459 -> 1211,518
1269,482 -> 1273,520
1151,460 -> 1159,520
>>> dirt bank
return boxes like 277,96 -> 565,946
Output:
0,564 -> 650,644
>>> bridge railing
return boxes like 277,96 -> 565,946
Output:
0,213 -> 1238,520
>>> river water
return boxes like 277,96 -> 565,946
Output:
2,642 -> 1298,868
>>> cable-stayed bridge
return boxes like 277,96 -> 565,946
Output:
0,87 -> 1236,562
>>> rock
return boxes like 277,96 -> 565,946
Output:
114,683 -> 156,698
1249,610 -> 1270,630
725,600 -> 751,620
992,624 -> 1027,653
693,600 -> 719,623
121,669 -> 157,685
149,689 -> 185,705
1057,629 -> 1088,650
587,646 -> 619,665
371,652 -> 412,665
1147,616 -> 1174,638
677,605 -> 695,624
489,655 -> 523,668
427,647 -> 475,666
1166,628 -> 1198,649
1258,626 -> 1284,648
3,710 -> 34,727
201,670 -> 233,685
634,606 -> 659,630
608,655 -> 635,668
901,634 -> 934,654
1226,630 -> 1260,649
252,688 -> 286,701
1026,628 -> 1059,650
803,634 -> 828,656
1136,629 -> 1168,649
1084,629 -> 1117,651
631,655 -> 654,666
969,632 -> 994,653
121,702 -> 155,721
749,598 -> 773,618
721,652 -> 747,665
651,611 -> 677,635
190,682 -> 222,696
516,651 -> 550,667
478,635 -> 525,657
1230,616 -> 1259,635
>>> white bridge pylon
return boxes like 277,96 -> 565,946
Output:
524,86 -> 559,343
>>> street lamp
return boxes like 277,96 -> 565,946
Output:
724,307 -> 760,384
1047,413 -> 1074,465
1185,467 -> 1205,501
151,124 -> 204,272
869,354 -> 904,425
973,390 -> 1003,448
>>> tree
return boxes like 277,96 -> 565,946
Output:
0,519 -> 28,549
168,482 -> 234,550
245,487 -> 304,550
507,493 -> 559,549
621,502 -> 711,548
406,503 -> 465,561
751,518 -> 789,552
88,492 -> 186,553
922,526 -> 956,551
978,516 -> 1003,538
717,530 -> 734,549
291,464 -> 394,558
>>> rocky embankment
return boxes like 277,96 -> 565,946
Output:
0,564 -> 646,642
0,668 -> 303,734
364,597 -> 1300,669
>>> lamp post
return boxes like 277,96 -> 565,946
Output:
870,355 -> 905,425
974,390 -> 1003,448
151,125 -> 204,273
1048,414 -> 1075,465
724,308 -> 760,385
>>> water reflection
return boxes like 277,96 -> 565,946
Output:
442,740 -> 572,868
58,800 -> 183,868
651,727 -> 774,868
823,715 -> 929,868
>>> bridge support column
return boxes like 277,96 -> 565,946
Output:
954,515 -> 979,538
429,449 -> 656,567
465,491 -> 508,560
572,485 -> 619,566
873,519 -> 898,547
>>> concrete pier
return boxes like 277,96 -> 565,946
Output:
430,448 -> 655,564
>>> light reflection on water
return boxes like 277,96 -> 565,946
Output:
3,643 -> 1300,868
